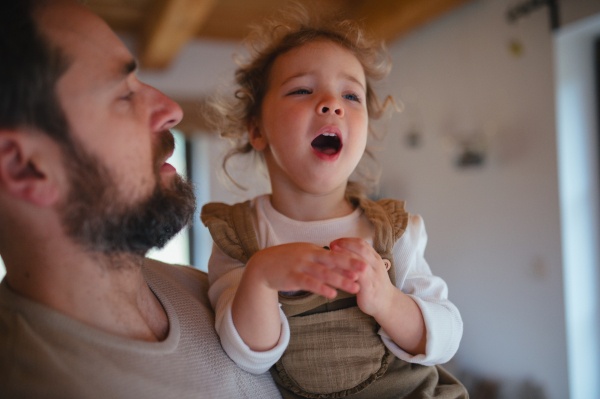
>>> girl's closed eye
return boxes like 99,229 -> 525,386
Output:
288,88 -> 312,96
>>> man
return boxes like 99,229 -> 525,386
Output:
0,0 -> 282,397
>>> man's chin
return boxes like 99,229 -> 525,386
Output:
59,131 -> 196,263
112,174 -> 196,256
159,171 -> 179,191
63,170 -> 196,260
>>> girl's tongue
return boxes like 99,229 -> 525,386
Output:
311,133 -> 341,155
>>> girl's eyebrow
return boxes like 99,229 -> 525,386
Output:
341,73 -> 366,92
280,72 -> 310,86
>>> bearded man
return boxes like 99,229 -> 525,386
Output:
0,1 -> 282,397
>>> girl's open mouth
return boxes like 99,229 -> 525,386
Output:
311,133 -> 342,156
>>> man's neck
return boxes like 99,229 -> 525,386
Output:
3,239 -> 169,342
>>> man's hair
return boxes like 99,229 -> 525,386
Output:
0,0 -> 71,144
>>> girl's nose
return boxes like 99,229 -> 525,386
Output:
317,98 -> 344,117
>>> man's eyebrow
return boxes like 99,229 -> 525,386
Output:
107,59 -> 138,88
122,59 -> 138,76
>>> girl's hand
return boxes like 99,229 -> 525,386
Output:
329,238 -> 395,317
329,237 -> 427,355
233,242 -> 367,351
245,242 -> 366,298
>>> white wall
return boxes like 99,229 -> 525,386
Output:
126,1 -> 576,397
134,38 -> 240,99
377,1 -> 567,397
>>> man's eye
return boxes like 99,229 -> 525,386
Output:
121,91 -> 135,101
343,93 -> 360,102
288,88 -> 312,95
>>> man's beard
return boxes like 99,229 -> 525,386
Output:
58,131 -> 196,258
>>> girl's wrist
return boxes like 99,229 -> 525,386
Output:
244,252 -> 278,294
373,285 -> 402,323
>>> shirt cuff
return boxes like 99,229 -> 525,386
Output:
379,295 -> 461,366
218,301 -> 290,374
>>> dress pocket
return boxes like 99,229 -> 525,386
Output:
276,306 -> 390,398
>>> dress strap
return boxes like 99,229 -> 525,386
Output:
352,196 -> 409,284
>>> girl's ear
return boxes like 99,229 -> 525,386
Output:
247,118 -> 268,151
0,130 -> 60,207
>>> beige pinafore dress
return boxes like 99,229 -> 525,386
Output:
201,197 -> 468,399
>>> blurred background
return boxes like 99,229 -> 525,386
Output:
3,0 -> 600,397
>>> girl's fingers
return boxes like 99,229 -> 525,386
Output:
330,237 -> 374,257
331,244 -> 376,267
293,271 -> 338,298
303,263 -> 360,295
330,238 -> 381,268
331,267 -> 359,281
314,248 -> 368,273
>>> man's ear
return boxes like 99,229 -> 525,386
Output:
247,118 -> 268,151
0,130 -> 60,207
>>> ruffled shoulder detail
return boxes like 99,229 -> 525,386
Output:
376,199 -> 409,243
200,201 -> 259,264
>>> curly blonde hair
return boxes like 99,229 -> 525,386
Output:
205,3 -> 396,197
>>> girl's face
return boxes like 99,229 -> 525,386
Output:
250,40 -> 369,197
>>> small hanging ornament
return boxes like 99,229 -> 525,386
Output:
508,39 -> 524,58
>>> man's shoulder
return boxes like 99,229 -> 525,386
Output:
0,285 -> 83,398
143,258 -> 210,307
143,258 -> 208,282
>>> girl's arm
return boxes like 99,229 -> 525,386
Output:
386,214 -> 463,364
207,244 -> 288,374
330,215 -> 463,365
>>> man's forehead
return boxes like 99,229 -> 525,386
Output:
37,0 -> 134,84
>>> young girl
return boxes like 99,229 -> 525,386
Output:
201,7 -> 467,399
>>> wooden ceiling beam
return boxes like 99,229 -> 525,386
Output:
355,0 -> 474,42
140,0 -> 219,69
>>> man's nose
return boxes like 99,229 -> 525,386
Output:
149,87 -> 183,132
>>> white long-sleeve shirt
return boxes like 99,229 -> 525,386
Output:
207,195 -> 463,374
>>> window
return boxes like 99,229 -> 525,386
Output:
555,15 -> 600,399
146,130 -> 191,265
0,256 -> 5,281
